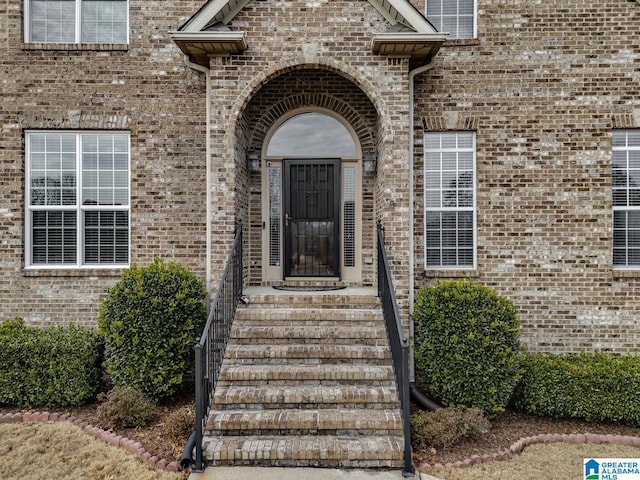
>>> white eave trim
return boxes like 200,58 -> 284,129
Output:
371,32 -> 447,65
171,31 -> 247,66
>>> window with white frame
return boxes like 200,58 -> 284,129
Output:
424,131 -> 476,268
26,132 -> 130,267
26,0 -> 128,44
613,129 -> 640,268
426,0 -> 475,39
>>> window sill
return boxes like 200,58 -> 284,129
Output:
424,269 -> 477,279
24,268 -> 126,278
22,43 -> 128,52
612,269 -> 640,279
442,38 -> 481,47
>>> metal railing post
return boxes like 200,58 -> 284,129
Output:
377,221 -> 415,477
190,220 -> 243,472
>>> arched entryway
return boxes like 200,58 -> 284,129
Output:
261,109 -> 362,282
239,67 -> 380,286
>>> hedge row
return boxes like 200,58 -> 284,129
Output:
0,318 -> 103,408
513,352 -> 640,427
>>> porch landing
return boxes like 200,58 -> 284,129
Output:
201,287 -> 405,468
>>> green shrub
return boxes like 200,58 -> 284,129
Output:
413,280 -> 522,417
96,388 -> 156,429
513,352 -> 640,427
411,406 -> 489,448
98,258 -> 207,402
0,318 -> 103,408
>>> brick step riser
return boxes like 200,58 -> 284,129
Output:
233,319 -> 383,327
212,402 -> 400,410
229,338 -> 390,346
241,297 -> 380,309
218,367 -> 394,383
207,428 -> 403,436
216,380 -> 396,388
223,358 -> 389,366
225,345 -> 391,361
206,410 -> 403,436
235,310 -> 383,321
212,388 -> 400,409
203,435 -> 404,468
230,330 -> 388,342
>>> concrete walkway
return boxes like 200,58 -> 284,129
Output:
188,467 -> 441,480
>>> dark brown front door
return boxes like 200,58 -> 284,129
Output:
284,159 -> 340,277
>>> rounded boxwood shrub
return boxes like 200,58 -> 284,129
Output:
98,258 -> 207,402
411,406 -> 489,448
0,318 -> 103,408
96,388 -> 156,429
413,280 -> 522,417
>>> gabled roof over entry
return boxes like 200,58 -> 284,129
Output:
171,0 -> 447,68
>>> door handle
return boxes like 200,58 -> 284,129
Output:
285,213 -> 290,227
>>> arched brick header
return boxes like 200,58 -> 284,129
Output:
229,59 -> 389,159
248,93 -> 376,156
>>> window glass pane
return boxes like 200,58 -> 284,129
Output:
31,211 -> 77,264
628,130 -> 640,147
613,189 -> 627,207
458,15 -> 474,38
82,133 -> 129,207
426,0 -> 442,17
81,0 -> 127,43
267,113 -> 357,157
612,168 -> 626,187
629,249 -> 640,266
425,153 -> 441,171
629,151 -> 640,169
30,0 -> 75,43
442,1 -> 457,15
442,17 -> 459,37
29,133 -> 77,207
628,210 -> 640,229
84,210 -> 128,264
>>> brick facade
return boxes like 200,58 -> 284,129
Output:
1,0 -> 639,353
413,0 -> 640,352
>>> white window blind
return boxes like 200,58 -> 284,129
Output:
27,0 -> 127,44
426,0 -> 475,39
613,129 -> 640,267
424,131 -> 476,268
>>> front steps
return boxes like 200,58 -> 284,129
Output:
202,290 -> 405,468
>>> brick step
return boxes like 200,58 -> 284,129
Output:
217,364 -> 394,386
203,434 -> 404,468
224,344 -> 391,365
229,326 -> 388,343
213,385 -> 399,409
241,294 -> 380,310
206,408 -> 403,436
235,307 -> 383,323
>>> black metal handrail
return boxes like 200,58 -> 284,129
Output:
377,221 -> 414,477
193,221 -> 243,472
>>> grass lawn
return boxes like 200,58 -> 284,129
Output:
427,443 -> 640,480
0,422 -> 184,480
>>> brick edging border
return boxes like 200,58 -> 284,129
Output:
0,411 -> 181,473
419,432 -> 640,473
